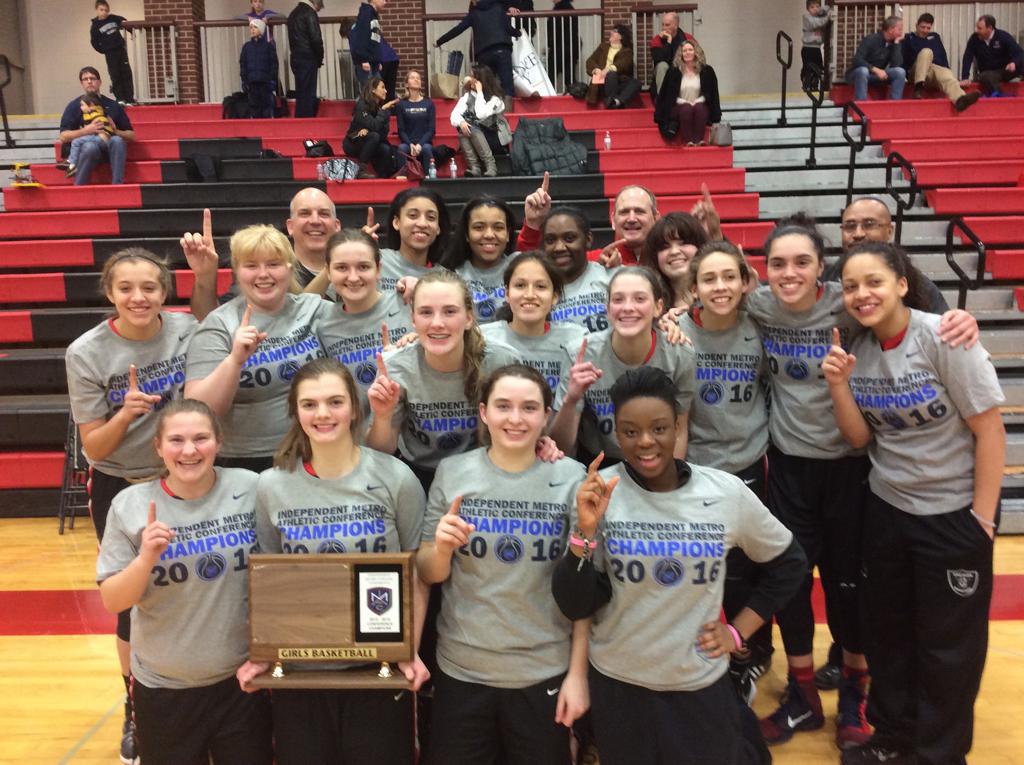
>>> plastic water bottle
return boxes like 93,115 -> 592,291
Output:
316,162 -> 325,181
449,158 -> 458,178
603,131 -> 612,151
428,158 -> 437,179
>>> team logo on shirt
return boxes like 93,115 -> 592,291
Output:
356,361 -> 377,386
367,586 -> 393,614
947,569 -> 979,597
881,410 -> 908,430
477,299 -> 496,319
194,552 -> 227,581
494,534 -> 524,564
653,558 -> 685,587
438,433 -> 463,451
699,382 -> 725,405
318,539 -> 347,554
278,360 -> 301,382
784,359 -> 809,380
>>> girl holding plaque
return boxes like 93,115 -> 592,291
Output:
96,399 -> 272,765
242,358 -> 429,765
417,364 -> 590,765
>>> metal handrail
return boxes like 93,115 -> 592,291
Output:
841,100 -> 868,207
802,62 -> 827,168
776,30 -> 793,127
945,217 -> 987,311
0,55 -> 13,148
884,151 -> 918,245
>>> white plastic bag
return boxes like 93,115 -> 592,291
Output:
512,35 -> 556,97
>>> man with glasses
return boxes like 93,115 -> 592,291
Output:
58,67 -> 134,186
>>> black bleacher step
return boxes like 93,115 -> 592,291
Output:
426,174 -> 605,201
0,348 -> 67,394
0,489 -> 66,519
161,158 -> 299,184
0,394 -> 68,447
141,181 -> 335,209
15,307 -> 109,346
178,138 -> 264,160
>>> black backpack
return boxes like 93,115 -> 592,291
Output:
222,91 -> 251,120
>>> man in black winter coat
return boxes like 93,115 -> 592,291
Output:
90,0 -> 135,104
288,0 -> 325,117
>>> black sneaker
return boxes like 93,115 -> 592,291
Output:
815,660 -> 841,690
840,741 -> 917,764
955,91 -> 981,112
758,676 -> 824,744
120,716 -> 139,765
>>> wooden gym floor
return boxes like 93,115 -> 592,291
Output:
2,517 -> 1022,765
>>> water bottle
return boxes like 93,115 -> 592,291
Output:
428,158 -> 437,179
603,131 -> 612,151
449,157 -> 458,178
316,162 -> 326,181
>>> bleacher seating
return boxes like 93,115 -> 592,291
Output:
1,90 -> 1022,526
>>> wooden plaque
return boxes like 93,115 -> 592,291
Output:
247,552 -> 414,689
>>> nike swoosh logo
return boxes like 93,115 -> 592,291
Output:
546,687 -> 559,696
232,493 -> 247,500
548,481 -> 565,487
906,351 -> 919,358
367,484 -> 383,491
744,336 -> 758,342
742,478 -> 756,485
787,711 -> 813,727
703,499 -> 718,506
387,310 -> 401,317
178,333 -> 191,342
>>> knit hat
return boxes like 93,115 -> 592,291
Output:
249,18 -> 267,35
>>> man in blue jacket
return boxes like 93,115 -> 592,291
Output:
902,13 -> 980,111
349,0 -> 399,100
847,16 -> 906,100
58,67 -> 134,186
960,14 -> 1023,96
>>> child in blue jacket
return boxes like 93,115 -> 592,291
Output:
240,18 -> 279,118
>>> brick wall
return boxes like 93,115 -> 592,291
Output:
143,0 -> 205,102
383,0 -> 427,85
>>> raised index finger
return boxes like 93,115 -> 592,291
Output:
831,327 -> 841,347
375,351 -> 389,379
541,171 -> 549,195
241,304 -> 253,328
381,322 -> 391,350
202,208 -> 213,243
586,451 -> 605,476
366,206 -> 375,229
447,495 -> 463,515
575,337 -> 588,366
701,182 -> 713,206
147,500 -> 157,525
128,364 -> 138,392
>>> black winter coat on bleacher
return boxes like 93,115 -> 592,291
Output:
287,1 -> 324,65
240,37 -> 279,87
345,97 -> 393,142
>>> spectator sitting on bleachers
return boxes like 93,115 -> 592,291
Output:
240,19 -> 279,118
58,67 -> 134,186
960,14 -> 1024,97
238,0 -> 281,43
434,0 -> 522,104
395,71 -> 436,170
451,65 -> 511,177
344,77 -> 400,179
903,13 -> 980,111
649,11 -> 696,97
848,16 -> 906,101
63,93 -> 113,179
349,0 -> 399,99
584,23 -> 642,109
653,40 -> 721,146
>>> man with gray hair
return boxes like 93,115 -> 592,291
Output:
649,11 -> 696,96
847,16 -> 906,100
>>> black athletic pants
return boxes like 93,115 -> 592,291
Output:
589,668 -> 769,765
290,54 -> 320,117
343,132 -> 395,177
105,47 -> 135,103
272,686 -> 415,764
246,81 -> 275,118
132,675 -> 272,765
800,46 -> 824,87
426,669 -> 572,765
89,467 -> 132,641
863,491 -> 995,765
766,447 -> 869,657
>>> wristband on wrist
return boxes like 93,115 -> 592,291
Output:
569,528 -> 597,571
970,509 -> 996,529
725,623 -> 743,652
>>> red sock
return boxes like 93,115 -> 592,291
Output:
790,664 -> 815,684
789,665 -> 822,714
842,665 -> 869,688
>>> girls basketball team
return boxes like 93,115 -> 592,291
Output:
69,178 -> 1004,765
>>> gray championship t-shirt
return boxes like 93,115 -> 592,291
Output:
481,321 -> 586,394
583,462 -> 793,691
553,329 -> 697,460
377,340 -> 519,470
318,291 -> 415,418
846,309 -> 1005,515
550,262 -> 614,332
745,283 -> 861,459
424,449 -> 586,687
66,312 -> 197,479
379,248 -> 434,294
254,449 -> 425,555
185,294 -> 328,458
680,310 -> 769,473
455,257 -> 512,324
96,468 -> 259,689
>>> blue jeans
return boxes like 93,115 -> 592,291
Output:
851,65 -> 906,100
68,135 -> 105,166
74,134 -> 127,185
398,142 -> 434,167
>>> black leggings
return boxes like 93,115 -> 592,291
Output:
90,468 -> 133,641
343,132 -> 395,177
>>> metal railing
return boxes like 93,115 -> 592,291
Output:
776,31 -> 793,126
884,151 -> 919,245
0,55 -> 15,148
197,16 -> 358,104
425,10 -> 605,97
123,21 -> 178,103
841,100 -> 869,206
630,4 -> 699,86
945,217 -> 987,310
803,57 -> 828,167
831,1 -> 1024,83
